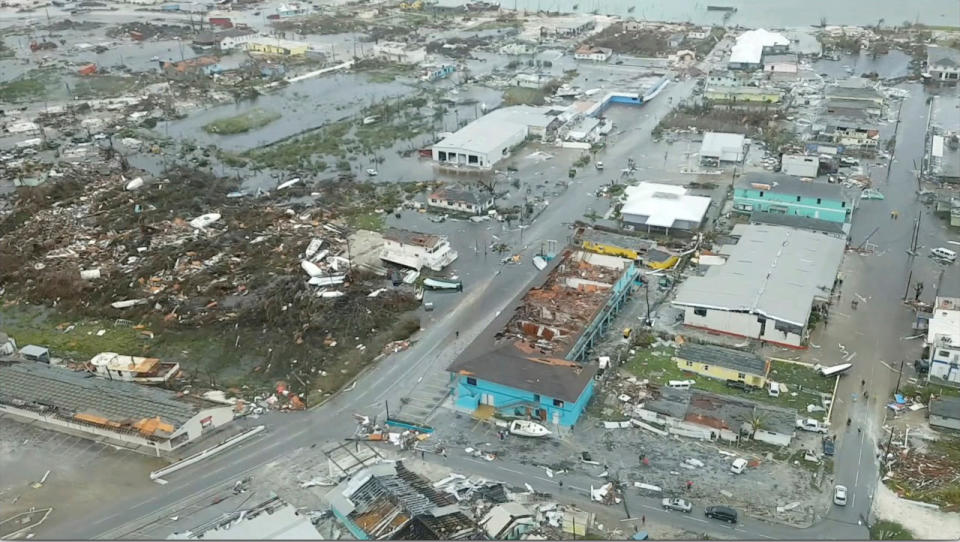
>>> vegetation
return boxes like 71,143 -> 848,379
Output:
503,86 -> 549,106
203,108 -> 281,135
0,69 -> 58,103
73,75 -> 140,99
870,520 -> 914,540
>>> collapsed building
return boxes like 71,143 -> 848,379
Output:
0,360 -> 236,453
448,248 -> 639,428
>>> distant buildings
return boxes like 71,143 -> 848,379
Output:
926,46 -> 960,86
733,172 -> 851,223
727,29 -> 789,71
0,360 -> 235,453
373,41 -> 426,65
703,86 -> 782,109
574,45 -> 613,62
619,182 -> 712,234
699,132 -> 747,166
673,224 -> 845,348
380,228 -> 458,272
427,188 -> 494,215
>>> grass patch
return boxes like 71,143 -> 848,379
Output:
2,303 -> 150,359
203,108 -> 281,135
624,347 -> 831,409
503,86 -> 547,106
870,520 -> 914,540
0,69 -> 58,103
899,381 -> 960,404
345,210 -> 385,232
73,75 -> 139,99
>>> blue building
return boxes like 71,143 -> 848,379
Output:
733,172 -> 851,224
447,249 -> 638,428
449,342 -> 597,428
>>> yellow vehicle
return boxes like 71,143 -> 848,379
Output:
623,327 -> 632,339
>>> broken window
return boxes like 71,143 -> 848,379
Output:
553,398 -> 564,408
694,307 -> 707,317
738,372 -> 745,379
466,377 -> 477,386
533,393 -> 541,402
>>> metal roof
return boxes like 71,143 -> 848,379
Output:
699,132 -> 746,157
738,172 -> 844,201
749,211 -> 847,236
928,45 -> 960,68
729,29 -> 789,64
433,106 -> 554,155
447,342 -> 597,403
930,396 -> 960,420
676,343 -> 767,376
673,224 -> 845,326
0,360 -> 200,429
620,182 -> 711,229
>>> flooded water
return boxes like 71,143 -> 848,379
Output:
439,0 -> 959,28
157,73 -> 413,152
811,50 -> 915,80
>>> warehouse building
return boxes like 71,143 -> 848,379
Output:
699,132 -> 747,166
673,224 -> 844,348
431,106 -> 560,169
620,182 -> 711,233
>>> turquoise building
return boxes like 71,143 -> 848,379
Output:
733,172 -> 851,224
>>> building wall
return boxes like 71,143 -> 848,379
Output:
681,306 -> 804,348
432,125 -> 526,169
427,196 -> 493,215
674,358 -> 767,387
453,375 -> 593,427
171,406 -> 236,444
704,90 -> 781,103
0,404 -> 175,452
929,357 -> 960,384
733,188 -> 849,223
930,66 -> 960,84
929,413 -> 960,431
381,239 -> 429,271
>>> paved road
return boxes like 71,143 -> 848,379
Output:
42,73 -> 698,542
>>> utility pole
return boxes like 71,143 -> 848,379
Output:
902,269 -> 913,301
894,360 -> 905,395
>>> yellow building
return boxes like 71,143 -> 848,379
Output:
674,343 -> 769,388
704,86 -> 782,104
244,39 -> 308,56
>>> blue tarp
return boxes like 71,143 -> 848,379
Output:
895,394 -> 906,404
632,531 -> 649,540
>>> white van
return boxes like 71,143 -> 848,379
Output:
668,379 -> 694,390
768,381 -> 781,397
931,247 -> 957,263
730,458 -> 748,474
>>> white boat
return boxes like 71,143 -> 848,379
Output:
509,420 -> 551,438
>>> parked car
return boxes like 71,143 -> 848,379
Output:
704,505 -> 738,523
661,498 -> 693,513
796,418 -> 829,433
822,436 -> 835,456
834,485 -> 848,506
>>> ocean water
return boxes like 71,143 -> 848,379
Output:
439,0 -> 959,29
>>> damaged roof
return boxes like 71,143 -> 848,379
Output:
643,386 -> 692,419
0,360 -> 204,434
383,228 -> 444,248
676,343 -> 767,376
448,342 -> 597,402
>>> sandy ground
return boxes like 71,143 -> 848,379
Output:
872,482 -> 960,540
0,416 -> 163,539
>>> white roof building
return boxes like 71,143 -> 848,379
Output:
700,132 -> 747,164
620,182 -> 711,232
431,106 -> 558,169
729,29 -> 789,67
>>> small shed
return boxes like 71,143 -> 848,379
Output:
929,396 -> 960,431
20,345 -> 50,363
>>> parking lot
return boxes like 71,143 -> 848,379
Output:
0,416 -> 161,538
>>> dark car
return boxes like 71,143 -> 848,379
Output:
822,436 -> 835,456
704,505 -> 738,524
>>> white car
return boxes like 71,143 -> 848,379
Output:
366,169 -> 378,176
661,497 -> 693,513
796,418 -> 829,433
730,458 -> 748,474
834,485 -> 847,506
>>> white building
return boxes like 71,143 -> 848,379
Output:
927,46 -> 960,85
432,106 -> 558,169
427,188 -> 494,215
0,361 -> 235,453
620,182 -> 711,233
574,45 -> 612,62
700,132 -> 747,166
90,352 -> 180,384
373,41 -> 426,65
673,224 -> 845,348
927,296 -> 960,385
728,29 -> 789,70
380,228 -> 458,272
780,154 -> 820,178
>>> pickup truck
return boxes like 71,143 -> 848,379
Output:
796,418 -> 829,433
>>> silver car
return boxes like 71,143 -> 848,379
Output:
661,497 -> 693,513
834,485 -> 848,506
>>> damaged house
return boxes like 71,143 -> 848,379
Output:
380,228 -> 458,272
448,249 -> 638,428
325,461 -> 479,540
